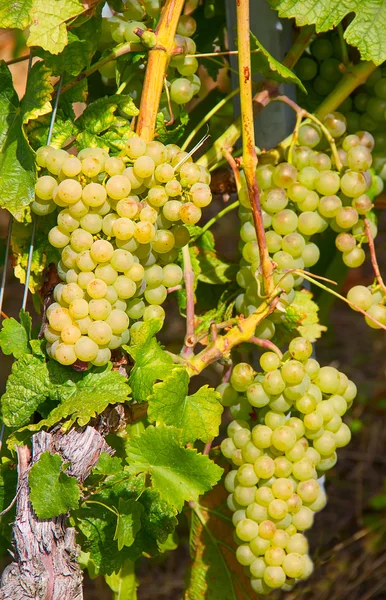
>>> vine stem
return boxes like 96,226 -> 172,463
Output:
236,0 -> 273,295
136,0 -> 185,141
56,42 -> 143,97
364,218 -> 386,295
186,293 -> 281,376
182,244 -> 196,357
197,24 -> 314,169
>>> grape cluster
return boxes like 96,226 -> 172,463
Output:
32,139 -> 212,366
236,112 -> 386,336
296,33 -> 386,157
219,337 -> 356,594
100,8 -> 200,118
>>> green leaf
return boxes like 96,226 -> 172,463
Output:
2,357 -> 129,431
1,355 -> 54,428
0,309 -> 31,359
27,0 -> 84,54
284,289 -> 327,342
250,32 -> 306,91
269,0 -> 386,65
92,452 -> 123,476
114,498 -> 144,551
155,109 -> 189,145
0,0 -> 32,28
125,319 -> 174,402
148,368 -> 223,444
184,478 -> 256,600
37,17 -> 102,76
77,95 -> 139,135
0,62 -> 36,221
21,61 -> 53,124
126,426 -> 223,511
76,472 -> 177,574
105,561 -> 138,600
194,232 -> 238,285
29,452 -> 80,518
26,112 -> 77,151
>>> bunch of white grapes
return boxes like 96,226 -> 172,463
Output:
32,137 -> 212,366
236,113 -> 386,337
99,8 -> 200,119
219,337 -> 357,594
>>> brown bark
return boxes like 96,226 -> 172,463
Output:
0,426 -> 113,600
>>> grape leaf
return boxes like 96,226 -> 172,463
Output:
92,452 -> 123,476
148,368 -> 223,444
0,62 -> 36,221
269,0 -> 386,65
194,232 -> 238,285
0,0 -> 32,28
77,472 -> 177,574
114,498 -> 144,551
0,309 -> 31,359
184,477 -> 255,600
250,32 -> 306,91
77,95 -> 139,135
126,426 -> 223,511
155,109 -> 189,145
26,112 -> 77,150
105,561 -> 138,600
2,357 -> 129,431
37,17 -> 102,76
0,457 -> 18,546
284,289 -> 327,341
21,61 -> 53,124
27,0 -> 84,54
124,319 -> 174,402
29,452 -> 80,519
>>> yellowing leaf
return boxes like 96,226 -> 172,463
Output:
28,0 -> 84,54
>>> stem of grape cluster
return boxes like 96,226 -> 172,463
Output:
136,0 -> 185,141
186,294 -> 280,376
236,0 -> 273,295
248,336 -> 283,358
364,218 -> 386,296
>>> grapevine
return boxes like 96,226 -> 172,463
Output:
0,0 -> 385,599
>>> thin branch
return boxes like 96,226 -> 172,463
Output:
248,336 -> 283,358
181,88 -> 239,151
167,284 -> 183,293
274,94 -> 343,170
337,23 -> 350,67
57,41 -> 143,97
182,244 -> 196,356
364,218 -> 386,295
5,54 -> 30,66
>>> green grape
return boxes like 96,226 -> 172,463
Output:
302,242 -> 320,267
45,148 -> 69,175
297,190 -> 319,212
55,343 -> 77,365
297,124 -> 321,148
261,188 -> 288,213
335,232 -> 356,252
296,57 -> 318,81
323,112 -> 346,138
271,209 -> 298,235
311,152 -> 331,171
347,285 -> 372,310
35,175 -> 58,200
176,14 -> 196,36
311,37 -> 333,60
260,352 -> 281,372
365,303 -> 386,328
48,227 -> 71,249
170,78 -> 194,104
91,347 -> 112,367
352,194 -> 372,215
231,363 -> 255,392
82,183 -> 107,207
263,565 -> 286,589
114,276 -> 136,299
342,246 -> 365,268
335,206 -> 358,229
298,166 -> 319,189
318,194 -> 342,218
252,425 -> 273,449
315,170 -> 340,195
88,321 -> 113,345
346,145 -> 372,171
340,170 -> 368,197
74,336 -> 99,362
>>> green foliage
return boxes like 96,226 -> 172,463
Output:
105,561 -> 138,600
195,230 -> 238,285
0,0 -> 32,29
0,309 -> 31,358
283,289 -> 327,341
114,498 -> 144,551
0,62 -> 36,221
76,472 -> 177,574
2,357 -> 130,432
250,32 -> 306,91
125,319 -> 174,402
37,17 -> 102,76
126,425 -> 223,511
155,109 -> 189,145
269,0 -> 386,64
27,0 -> 84,54
22,62 -> 54,124
148,368 -> 223,444
29,451 -> 80,518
